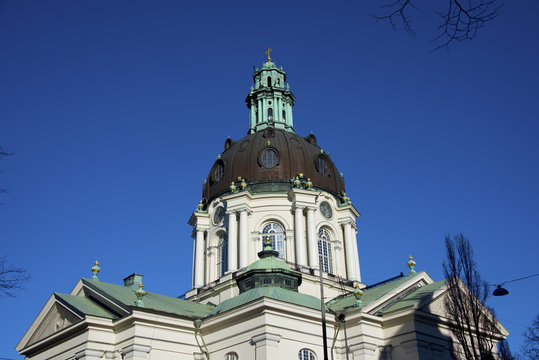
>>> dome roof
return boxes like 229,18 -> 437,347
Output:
202,128 -> 345,203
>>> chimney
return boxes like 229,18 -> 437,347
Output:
123,273 -> 143,291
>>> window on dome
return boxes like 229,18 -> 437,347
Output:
267,107 -> 273,122
263,278 -> 272,285
267,76 -> 271,87
214,161 -> 224,182
282,109 -> 286,121
217,233 -> 228,277
225,352 -> 238,360
318,228 -> 333,274
317,156 -> 328,176
261,222 -> 285,259
298,349 -> 316,360
261,149 -> 278,168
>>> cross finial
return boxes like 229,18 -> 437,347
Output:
265,48 -> 272,62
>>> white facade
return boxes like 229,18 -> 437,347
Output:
187,187 -> 362,304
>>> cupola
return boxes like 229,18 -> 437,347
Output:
245,48 -> 296,134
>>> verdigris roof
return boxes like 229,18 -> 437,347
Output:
328,273 -> 421,313
380,279 -> 446,314
82,278 -> 214,318
245,256 -> 292,272
54,293 -> 117,319
210,286 -> 321,315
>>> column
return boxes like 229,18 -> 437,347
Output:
256,98 -> 262,124
250,100 -> 256,129
239,209 -> 249,268
294,206 -> 307,266
227,211 -> 238,272
306,207 -> 318,269
343,222 -> 358,281
352,225 -> 361,282
194,229 -> 205,288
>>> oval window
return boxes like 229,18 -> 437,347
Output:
213,206 -> 225,225
261,149 -> 278,168
320,201 -> 332,219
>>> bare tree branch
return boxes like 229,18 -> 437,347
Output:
443,234 -> 500,360
376,0 -> 502,51
433,0 -> 502,51
521,315 -> 539,360
0,256 -> 31,298
374,0 -> 419,36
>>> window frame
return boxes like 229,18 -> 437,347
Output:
317,228 -> 333,274
298,348 -> 316,360
261,222 -> 285,259
217,233 -> 228,277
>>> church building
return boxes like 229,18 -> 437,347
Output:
16,53 -> 508,360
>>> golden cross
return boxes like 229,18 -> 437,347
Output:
265,48 -> 272,62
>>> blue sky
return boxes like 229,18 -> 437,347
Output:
1,0 -> 538,357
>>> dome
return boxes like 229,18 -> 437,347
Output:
202,128 -> 346,203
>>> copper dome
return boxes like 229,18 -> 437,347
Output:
202,128 -> 345,203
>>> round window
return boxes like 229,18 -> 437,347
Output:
213,206 -> 225,225
214,162 -> 224,182
261,148 -> 278,168
320,201 -> 332,219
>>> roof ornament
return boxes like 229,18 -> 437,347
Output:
241,178 -> 247,190
305,178 -> 313,189
264,236 -> 272,250
407,255 -> 417,275
135,283 -> 146,307
353,282 -> 364,307
265,48 -> 272,62
196,200 -> 204,212
91,261 -> 101,280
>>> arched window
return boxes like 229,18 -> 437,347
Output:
267,76 -> 271,87
225,352 -> 238,360
318,156 -> 328,176
217,233 -> 228,277
318,228 -> 333,273
261,222 -> 285,259
298,349 -> 316,360
214,161 -> 224,182
267,107 -> 273,122
282,109 -> 286,121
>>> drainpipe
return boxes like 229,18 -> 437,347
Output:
194,319 -> 210,359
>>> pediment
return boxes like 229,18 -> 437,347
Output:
27,301 -> 82,346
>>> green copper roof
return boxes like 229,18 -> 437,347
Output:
245,256 -> 292,272
328,273 -> 424,313
82,278 -> 214,318
210,286 -> 321,315
381,279 -> 446,314
54,293 -> 117,319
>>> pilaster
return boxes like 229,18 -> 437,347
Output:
250,333 -> 282,360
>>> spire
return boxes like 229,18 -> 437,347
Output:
245,50 -> 296,134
